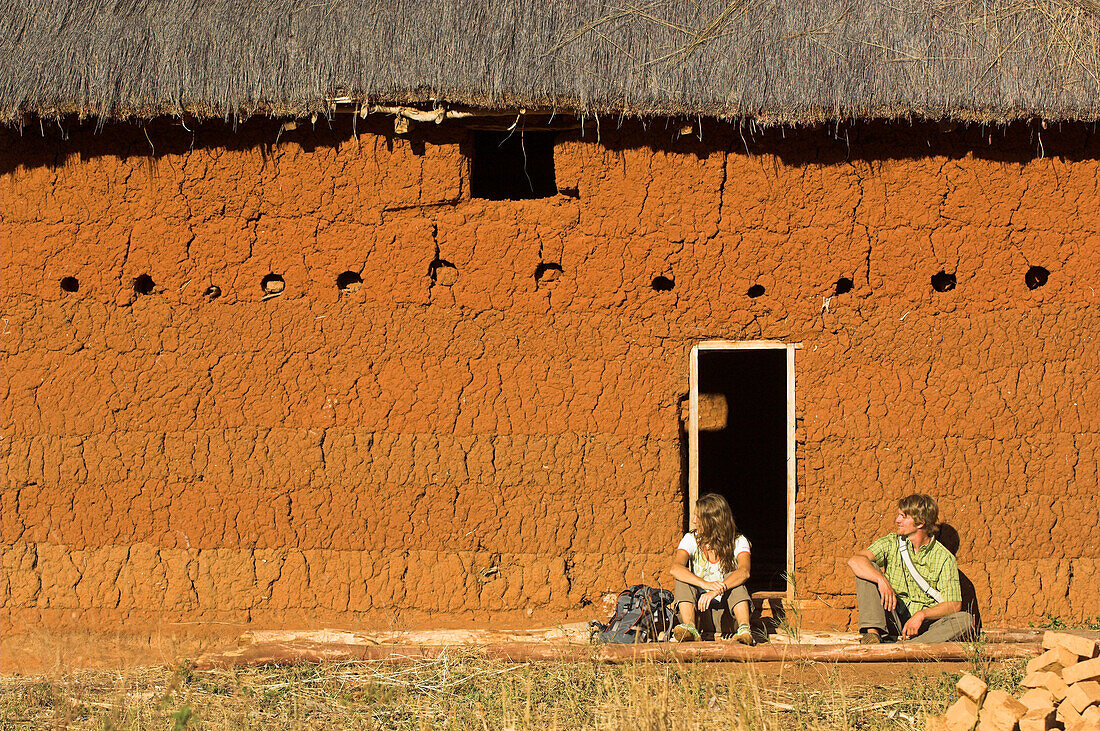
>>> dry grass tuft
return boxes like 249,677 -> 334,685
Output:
0,654 -> 1027,730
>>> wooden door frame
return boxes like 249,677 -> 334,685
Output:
688,339 -> 799,596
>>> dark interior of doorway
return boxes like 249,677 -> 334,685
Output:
698,348 -> 788,593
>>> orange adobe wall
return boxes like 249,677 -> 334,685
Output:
1,117 -> 1098,636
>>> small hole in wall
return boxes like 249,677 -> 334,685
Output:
559,186 -> 580,199
60,276 -> 79,293
931,271 -> 956,292
133,274 -> 155,295
336,270 -> 363,292
203,285 -> 221,300
429,259 -> 458,286
1025,266 -> 1049,290
651,276 -> 675,292
535,262 -> 563,283
261,274 -> 285,295
834,277 -> 854,295
747,284 -> 766,298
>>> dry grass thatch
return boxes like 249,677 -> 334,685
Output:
4,0 -> 1100,123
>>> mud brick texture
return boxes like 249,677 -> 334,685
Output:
2,117 -> 1100,634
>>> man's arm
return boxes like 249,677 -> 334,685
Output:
901,600 -> 963,638
847,549 -> 898,611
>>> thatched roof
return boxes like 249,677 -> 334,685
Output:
4,0 -> 1100,123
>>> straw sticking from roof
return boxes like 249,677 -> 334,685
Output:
3,0 -> 1100,123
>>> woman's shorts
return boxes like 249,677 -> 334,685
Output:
673,579 -> 751,611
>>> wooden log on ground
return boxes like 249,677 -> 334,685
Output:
193,640 -> 1042,670
235,626 -> 1054,649
982,629 -> 1045,644
983,628 -> 1100,645
238,626 -> 581,647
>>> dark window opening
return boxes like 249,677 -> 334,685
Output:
470,131 -> 557,200
747,284 -> 766,298
60,277 -> 79,293
698,349 -> 789,593
834,277 -> 854,295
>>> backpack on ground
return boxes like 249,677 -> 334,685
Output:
589,584 -> 677,644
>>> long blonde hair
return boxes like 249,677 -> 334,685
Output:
694,493 -> 740,573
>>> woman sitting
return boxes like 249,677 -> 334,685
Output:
669,492 -> 755,644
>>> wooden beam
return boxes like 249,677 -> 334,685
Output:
786,344 -> 796,596
688,345 -> 699,527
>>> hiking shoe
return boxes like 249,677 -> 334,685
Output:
672,624 -> 701,643
859,631 -> 883,645
734,624 -> 756,646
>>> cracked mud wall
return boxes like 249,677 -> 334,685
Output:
1,118 -> 1098,634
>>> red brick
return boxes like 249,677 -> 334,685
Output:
975,690 -> 1027,731
945,696 -> 979,731
1019,688 -> 1055,712
1066,681 -> 1100,714
1066,659 -> 1100,686
956,673 -> 989,704
1018,707 -> 1057,731
1021,670 -> 1054,688
1058,702 -> 1083,728
1022,671 -> 1069,701
1044,631 -> 1100,660
1028,649 -> 1063,675
1063,714 -> 1100,731
1042,672 -> 1070,702
1028,647 -> 1078,674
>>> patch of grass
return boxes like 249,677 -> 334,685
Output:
0,655 -> 1029,730
1029,613 -> 1100,631
775,571 -> 803,643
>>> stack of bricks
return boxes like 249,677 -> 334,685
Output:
926,632 -> 1100,731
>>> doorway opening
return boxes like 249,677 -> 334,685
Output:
689,342 -> 795,594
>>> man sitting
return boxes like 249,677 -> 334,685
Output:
847,494 -> 975,643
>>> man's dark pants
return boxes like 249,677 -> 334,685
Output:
856,578 -> 975,642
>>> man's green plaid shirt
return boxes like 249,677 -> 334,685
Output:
868,534 -> 961,612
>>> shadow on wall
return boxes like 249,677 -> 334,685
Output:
5,115 -> 1100,178
938,522 -> 983,633
0,114 -> 436,177
678,394 -> 690,536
